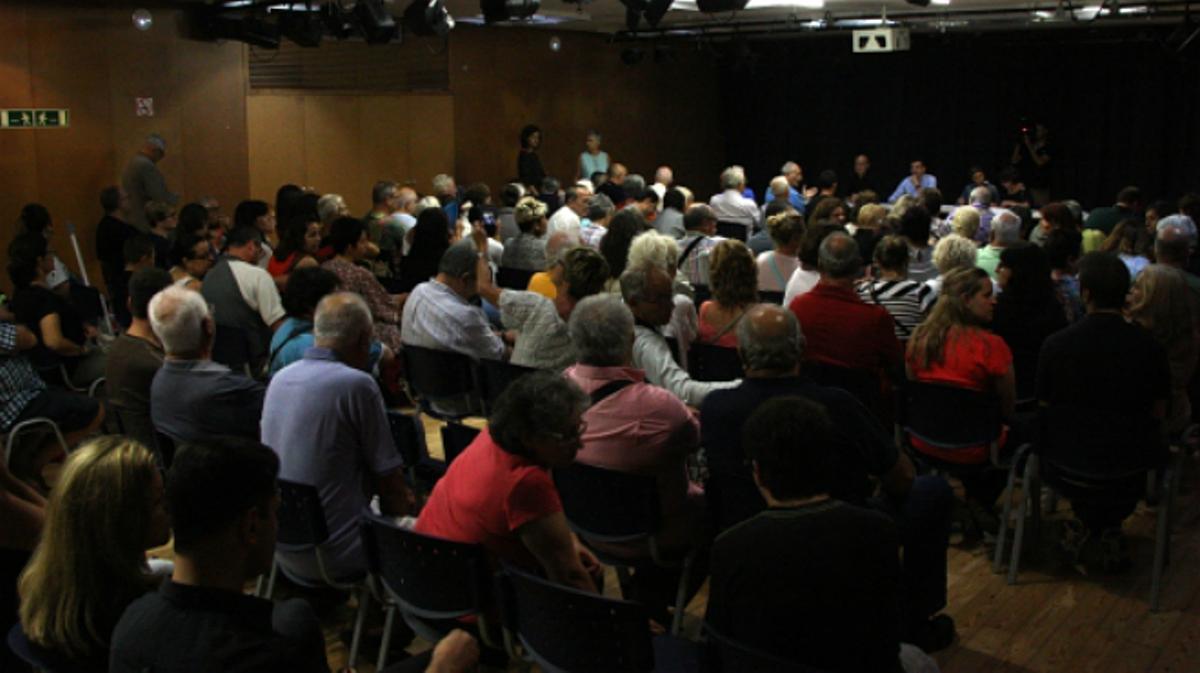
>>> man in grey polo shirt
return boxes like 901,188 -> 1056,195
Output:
261,292 -> 413,584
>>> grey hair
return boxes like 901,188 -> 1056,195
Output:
969,186 -> 993,206
619,263 -> 656,303
489,371 -> 589,460
627,231 -> 679,272
563,184 -> 588,205
372,180 -> 398,204
990,210 -> 1022,244
817,232 -> 862,279
568,295 -> 634,366
932,234 -> 978,274
313,292 -> 372,351
624,174 -> 646,196
721,166 -> 747,190
545,231 -> 575,264
318,194 -> 347,224
769,176 -> 790,198
737,305 -> 805,372
149,286 -> 209,356
438,240 -> 479,278
780,161 -> 799,175
586,193 -> 615,222
413,195 -> 441,215
432,173 -> 455,194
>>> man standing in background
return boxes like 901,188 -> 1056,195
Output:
121,133 -> 178,233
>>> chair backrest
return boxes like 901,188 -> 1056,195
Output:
900,380 -> 1000,449
401,344 -> 481,417
6,623 -> 99,673
703,622 -> 823,673
477,358 -> 537,415
498,564 -> 655,673
386,410 -> 427,469
360,513 -> 491,621
276,479 -> 330,547
153,429 -> 177,470
440,423 -> 480,465
553,462 -> 659,543
496,267 -> 536,290
804,361 -> 881,414
688,343 -> 744,382
211,324 -> 252,370
716,221 -> 749,242
1039,403 -> 1167,477
758,290 -> 785,305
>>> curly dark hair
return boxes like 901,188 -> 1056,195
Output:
282,266 -> 340,318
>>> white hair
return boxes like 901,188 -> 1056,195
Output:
720,166 -> 746,191
969,186 -> 993,206
991,211 -> 1022,244
627,231 -> 680,272
313,292 -> 373,351
780,161 -> 799,175
769,176 -> 790,198
413,195 -> 441,215
432,173 -> 455,194
933,234 -> 978,274
318,194 -> 347,225
149,286 -> 210,356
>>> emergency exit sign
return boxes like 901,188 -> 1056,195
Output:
1,109 -> 70,129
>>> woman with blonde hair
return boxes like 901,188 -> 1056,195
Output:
699,240 -> 758,348
949,207 -> 981,242
849,202 -> 887,261
757,211 -> 804,293
920,234 -> 979,312
17,436 -> 170,669
501,196 -> 550,272
1127,265 -> 1198,434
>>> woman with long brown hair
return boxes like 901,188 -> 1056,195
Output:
1127,265 -> 1198,435
17,436 -> 170,669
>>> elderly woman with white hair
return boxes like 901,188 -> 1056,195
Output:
627,230 -> 700,369
919,234 -> 978,313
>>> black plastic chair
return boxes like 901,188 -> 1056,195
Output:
386,409 -> 445,491
687,343 -> 743,382
899,380 -> 1003,466
440,423 -> 481,465
264,479 -> 371,668
477,358 -> 537,416
757,290 -> 785,305
212,324 -> 254,377
553,463 -> 695,635
401,344 -> 482,420
3,417 -> 68,473
6,623 -> 99,673
805,361 -> 883,419
703,622 -> 825,673
360,513 -> 495,670
715,221 -> 749,242
497,564 -> 699,673
496,267 -> 536,290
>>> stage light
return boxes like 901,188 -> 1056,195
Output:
480,0 -> 540,24
549,35 -> 562,51
132,8 -> 153,31
404,0 -> 455,36
355,0 -> 399,43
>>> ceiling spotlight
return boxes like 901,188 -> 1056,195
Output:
549,35 -> 562,51
354,0 -> 399,43
480,0 -> 540,24
404,0 -> 455,36
132,8 -> 153,31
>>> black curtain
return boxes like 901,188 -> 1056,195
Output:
717,26 -> 1200,209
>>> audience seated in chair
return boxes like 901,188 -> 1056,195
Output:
199,225 -> 286,370
782,220 -> 839,308
262,292 -> 414,585
402,240 -> 511,362
501,197 -> 549,272
697,239 -> 756,348
676,204 -> 722,288
707,396 -> 939,673
623,263 -> 739,407
416,371 -> 601,593
1036,252 -> 1172,570
18,437 -> 168,671
149,286 -> 265,443
701,304 -> 954,651
0,458 -> 44,672
626,231 -> 700,370
322,217 -> 406,354
105,268 -> 173,449
1126,264 -> 1197,436
756,210 -> 803,294
990,244 -> 1068,400
857,235 -> 925,341
474,224 -> 610,371
789,232 -> 902,388
111,235 -> 157,329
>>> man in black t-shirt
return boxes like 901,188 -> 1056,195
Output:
701,304 -> 954,651
706,395 -> 904,673
1036,252 -> 1171,569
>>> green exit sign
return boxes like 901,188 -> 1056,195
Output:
2,109 -> 70,129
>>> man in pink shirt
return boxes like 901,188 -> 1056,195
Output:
563,294 -> 704,620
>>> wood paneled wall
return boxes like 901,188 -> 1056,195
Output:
247,93 -> 455,215
0,5 -> 248,295
449,26 -> 725,200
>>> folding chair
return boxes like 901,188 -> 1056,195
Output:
553,462 -> 697,636
401,344 -> 482,421
703,622 -> 826,673
687,343 -> 743,382
3,417 -> 69,472
440,423 -> 480,465
497,564 -> 699,673
211,324 -> 255,377
715,221 -> 749,242
264,479 -> 373,669
385,409 -> 445,492
476,358 -> 537,417
360,513 -> 495,670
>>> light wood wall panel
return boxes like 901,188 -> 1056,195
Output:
247,93 -> 454,215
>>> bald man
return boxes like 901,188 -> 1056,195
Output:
122,133 -> 179,232
700,303 -> 955,651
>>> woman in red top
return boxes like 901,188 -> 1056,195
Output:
906,267 -> 1015,534
266,214 -> 321,290
698,239 -> 756,348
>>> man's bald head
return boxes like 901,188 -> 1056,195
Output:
817,232 -> 862,281
737,304 -> 805,374
1155,225 -> 1192,267
314,292 -> 372,362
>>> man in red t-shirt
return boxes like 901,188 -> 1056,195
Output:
415,371 -> 600,593
789,232 -> 902,378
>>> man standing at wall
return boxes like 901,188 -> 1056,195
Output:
121,133 -> 179,233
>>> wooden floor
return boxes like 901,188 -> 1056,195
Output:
320,416 -> 1200,673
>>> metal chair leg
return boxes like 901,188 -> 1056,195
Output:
377,603 -> 397,671
994,456 -> 1022,573
1008,454 -> 1038,585
347,586 -> 370,668
670,553 -> 695,636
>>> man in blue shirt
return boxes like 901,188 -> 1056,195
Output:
888,159 -> 938,203
764,160 -> 808,215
